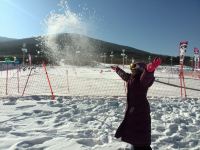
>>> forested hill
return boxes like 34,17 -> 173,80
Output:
0,33 -> 183,65
0,36 -> 16,43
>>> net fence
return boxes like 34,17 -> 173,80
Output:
0,63 -> 200,98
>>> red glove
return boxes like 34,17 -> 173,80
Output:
147,57 -> 161,72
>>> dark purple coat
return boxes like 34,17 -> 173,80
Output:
115,66 -> 155,146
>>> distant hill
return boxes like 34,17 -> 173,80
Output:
0,33 -> 184,65
0,36 -> 16,42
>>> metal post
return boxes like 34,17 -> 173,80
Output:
168,56 -> 173,83
103,53 -> 106,64
125,55 -> 127,65
132,57 -> 135,63
23,51 -> 25,65
17,65 -> 20,93
190,57 -> 194,71
170,56 -> 173,78
76,51 -> 80,66
110,51 -> 114,64
121,49 -> 125,68
6,63 -> 8,95
194,48 -> 199,70
22,43 -> 27,66
148,56 -> 151,63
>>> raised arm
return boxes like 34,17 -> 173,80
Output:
140,57 -> 161,88
111,66 -> 131,82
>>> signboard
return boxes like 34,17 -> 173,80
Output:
22,48 -> 27,53
194,48 -> 199,54
179,41 -> 188,64
3,57 -> 20,64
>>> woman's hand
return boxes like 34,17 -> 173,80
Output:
147,57 -> 161,72
111,65 -> 118,71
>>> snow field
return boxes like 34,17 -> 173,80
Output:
0,96 -> 200,150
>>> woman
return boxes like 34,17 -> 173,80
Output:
111,57 -> 161,150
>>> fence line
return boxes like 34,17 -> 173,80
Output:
0,64 -> 200,98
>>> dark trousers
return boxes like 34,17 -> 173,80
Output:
133,145 -> 152,150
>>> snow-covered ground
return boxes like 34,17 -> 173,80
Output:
0,64 -> 200,150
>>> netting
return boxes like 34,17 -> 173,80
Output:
0,64 -> 200,98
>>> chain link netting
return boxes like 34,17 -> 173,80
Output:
0,64 -> 200,98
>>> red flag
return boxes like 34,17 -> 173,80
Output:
194,48 -> 199,54
180,41 -> 188,46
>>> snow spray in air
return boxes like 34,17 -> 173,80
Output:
40,0 -> 98,65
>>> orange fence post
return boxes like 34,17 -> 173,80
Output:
22,67 -> 33,96
179,64 -> 187,99
179,41 -> 188,99
42,62 -> 55,100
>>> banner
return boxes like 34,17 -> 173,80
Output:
179,41 -> 188,64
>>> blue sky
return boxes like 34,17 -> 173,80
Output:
0,0 -> 199,56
